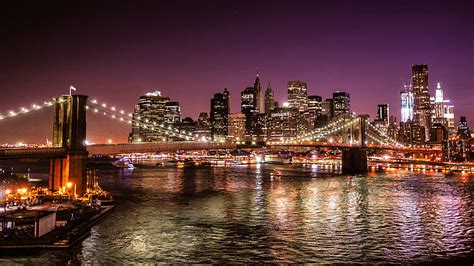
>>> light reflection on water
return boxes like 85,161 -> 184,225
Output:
1,164 -> 473,263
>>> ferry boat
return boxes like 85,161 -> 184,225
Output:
112,158 -> 134,169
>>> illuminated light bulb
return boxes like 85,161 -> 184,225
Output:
94,109 -> 98,113
120,110 -> 124,114
102,103 -> 107,108
111,107 -> 116,111
91,99 -> 97,104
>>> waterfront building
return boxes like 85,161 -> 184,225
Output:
412,64 -> 432,141
400,84 -> 414,123
333,91 -> 350,117
210,89 -> 230,142
130,90 -> 173,143
227,113 -> 246,143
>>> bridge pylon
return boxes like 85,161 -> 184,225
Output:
342,116 -> 368,174
49,95 -> 89,195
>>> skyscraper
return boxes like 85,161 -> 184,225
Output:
333,91 -> 350,117
264,83 -> 276,114
267,107 -> 298,141
308,95 -> 322,129
458,116 -> 471,139
227,113 -> 246,142
164,102 -> 181,125
254,75 -> 263,113
400,84 -> 414,123
210,89 -> 230,141
373,104 -> 390,133
287,80 -> 308,113
433,82 -> 445,124
412,64 -> 431,140
130,90 -> 172,143
241,87 -> 258,114
376,104 -> 389,124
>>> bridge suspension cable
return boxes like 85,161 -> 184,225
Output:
0,100 -> 55,122
86,98 -> 203,142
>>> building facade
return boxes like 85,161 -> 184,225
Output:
333,91 -> 350,117
210,89 -> 230,141
130,90 -> 174,143
412,64 -> 431,141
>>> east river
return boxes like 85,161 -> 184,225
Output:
1,164 -> 473,263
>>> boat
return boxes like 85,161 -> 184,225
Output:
95,192 -> 115,206
112,158 -> 134,169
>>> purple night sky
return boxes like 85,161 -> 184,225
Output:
0,0 -> 472,143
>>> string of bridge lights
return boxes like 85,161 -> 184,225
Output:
367,123 -> 403,147
0,100 -> 55,121
86,99 -> 206,142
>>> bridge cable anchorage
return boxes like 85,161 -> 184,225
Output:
0,99 -> 55,122
86,99 -> 206,142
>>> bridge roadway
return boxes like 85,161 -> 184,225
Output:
267,141 -> 441,153
0,147 -> 67,159
0,141 -> 441,159
86,142 -> 238,155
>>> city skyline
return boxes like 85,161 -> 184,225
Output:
0,0 -> 472,143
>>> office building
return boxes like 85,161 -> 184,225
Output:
210,89 -> 230,141
333,91 -> 350,117
412,64 -> 431,140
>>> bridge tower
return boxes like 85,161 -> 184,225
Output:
342,115 -> 368,174
49,95 -> 88,195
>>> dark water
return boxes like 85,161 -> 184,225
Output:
1,164 -> 473,264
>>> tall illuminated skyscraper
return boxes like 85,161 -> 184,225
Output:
254,75 -> 263,113
412,64 -> 431,140
400,84 -> 414,122
287,80 -> 308,112
333,91 -> 350,117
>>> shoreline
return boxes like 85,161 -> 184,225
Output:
0,205 -> 114,251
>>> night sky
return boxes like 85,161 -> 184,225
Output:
0,0 -> 472,143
